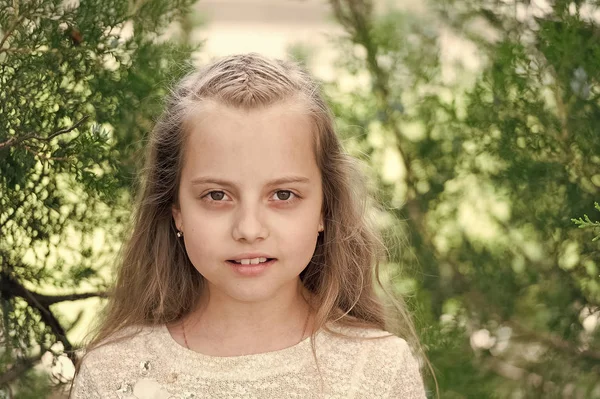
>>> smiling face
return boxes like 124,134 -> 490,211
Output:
172,100 -> 324,304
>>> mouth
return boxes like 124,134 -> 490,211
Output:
226,258 -> 276,277
226,258 -> 276,265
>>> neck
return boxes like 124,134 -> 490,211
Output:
182,279 -> 313,356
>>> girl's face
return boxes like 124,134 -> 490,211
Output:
173,100 -> 323,304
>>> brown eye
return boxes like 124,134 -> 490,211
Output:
275,190 -> 292,201
209,191 -> 225,201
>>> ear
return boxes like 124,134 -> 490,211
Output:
319,214 -> 324,231
172,204 -> 183,231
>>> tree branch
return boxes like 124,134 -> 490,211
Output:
463,287 -> 600,362
36,291 -> 109,307
0,352 -> 43,386
0,116 -> 89,151
0,16 -> 25,54
44,116 -> 90,141
330,0 -> 417,203
0,274 -> 107,307
0,273 -> 107,365
507,319 -> 600,362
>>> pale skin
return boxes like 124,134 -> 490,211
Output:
169,100 -> 324,357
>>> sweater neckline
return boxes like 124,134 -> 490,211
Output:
154,324 -> 320,377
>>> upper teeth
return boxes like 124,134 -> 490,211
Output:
235,257 -> 268,265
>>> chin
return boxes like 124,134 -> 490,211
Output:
223,287 -> 283,304
212,275 -> 303,304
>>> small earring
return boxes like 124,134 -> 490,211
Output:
176,230 -> 183,238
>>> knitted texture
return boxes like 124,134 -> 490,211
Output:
71,324 -> 426,398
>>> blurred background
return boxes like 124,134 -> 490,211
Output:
1,0 -> 599,397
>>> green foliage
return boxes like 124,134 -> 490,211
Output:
9,368 -> 53,399
573,202 -> 600,242
3,0 -> 599,397
328,0 -> 600,397
0,0 -> 198,395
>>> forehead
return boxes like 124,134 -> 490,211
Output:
181,101 -> 320,184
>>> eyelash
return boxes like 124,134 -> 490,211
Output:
201,190 -> 299,204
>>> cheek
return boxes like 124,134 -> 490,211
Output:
182,229 -> 213,270
179,196 -> 225,235
179,205 -> 227,266
280,219 -> 320,261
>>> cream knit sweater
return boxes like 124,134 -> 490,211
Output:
71,324 -> 426,398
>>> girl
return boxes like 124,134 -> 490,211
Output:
71,53 -> 427,398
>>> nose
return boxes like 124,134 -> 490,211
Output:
232,203 -> 269,243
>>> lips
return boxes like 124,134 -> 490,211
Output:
226,253 -> 276,263
227,258 -> 276,277
226,258 -> 275,265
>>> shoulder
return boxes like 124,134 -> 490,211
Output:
321,323 -> 413,356
82,324 -> 161,366
73,324 -> 167,397
319,324 -> 426,398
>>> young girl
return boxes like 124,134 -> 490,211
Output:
71,53 -> 427,398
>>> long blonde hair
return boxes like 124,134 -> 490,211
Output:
80,53 -> 420,362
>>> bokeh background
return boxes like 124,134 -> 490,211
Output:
1,0 -> 599,397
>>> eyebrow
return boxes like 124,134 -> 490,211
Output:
190,176 -> 311,188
